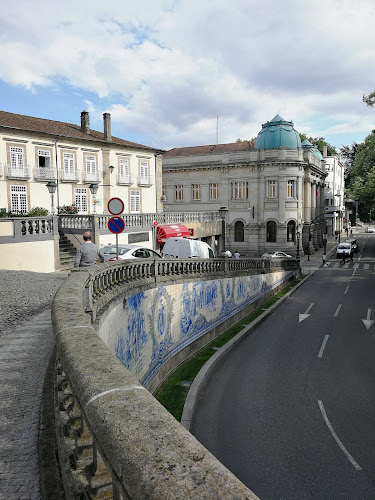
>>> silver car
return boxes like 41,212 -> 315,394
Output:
101,245 -> 162,261
261,251 -> 293,259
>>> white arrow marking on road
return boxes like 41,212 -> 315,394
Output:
299,303 -> 314,323
362,308 -> 375,331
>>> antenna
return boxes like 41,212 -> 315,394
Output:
216,115 -> 219,144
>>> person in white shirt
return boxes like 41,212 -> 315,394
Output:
234,251 -> 240,259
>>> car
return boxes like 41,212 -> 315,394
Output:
346,238 -> 358,252
261,251 -> 293,259
336,242 -> 351,258
101,245 -> 162,261
366,226 -> 375,233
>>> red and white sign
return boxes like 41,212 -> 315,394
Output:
108,197 -> 124,216
153,220 -> 159,226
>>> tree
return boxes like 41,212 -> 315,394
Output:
363,90 -> 375,107
299,133 -> 337,156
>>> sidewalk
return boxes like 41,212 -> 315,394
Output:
298,235 -> 338,274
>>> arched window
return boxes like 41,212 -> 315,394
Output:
266,221 -> 277,242
287,220 -> 296,242
234,221 -> 244,242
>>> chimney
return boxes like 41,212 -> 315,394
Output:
80,110 -> 90,134
103,112 -> 112,142
323,145 -> 328,157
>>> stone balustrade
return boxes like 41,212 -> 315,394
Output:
52,257 -> 298,499
0,215 -> 57,242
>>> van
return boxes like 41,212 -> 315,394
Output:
161,237 -> 215,258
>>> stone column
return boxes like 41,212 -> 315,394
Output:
304,179 -> 311,223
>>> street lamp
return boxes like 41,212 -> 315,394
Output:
89,183 -> 99,214
296,230 -> 301,259
218,206 -> 229,253
46,181 -> 57,215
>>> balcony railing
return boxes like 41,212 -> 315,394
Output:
34,167 -> 58,181
0,163 -> 2,177
60,169 -> 80,182
137,175 -> 153,186
6,164 -> 31,179
117,174 -> 134,185
82,171 -> 102,183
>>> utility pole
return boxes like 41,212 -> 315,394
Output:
216,115 -> 219,145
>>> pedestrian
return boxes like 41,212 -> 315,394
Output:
350,229 -> 353,236
322,254 -> 327,267
340,252 -> 346,265
224,250 -> 232,258
234,251 -> 240,259
74,231 -> 105,267
349,249 -> 354,262
335,231 -> 338,241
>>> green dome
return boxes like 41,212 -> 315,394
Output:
301,139 -> 323,160
254,114 -> 302,149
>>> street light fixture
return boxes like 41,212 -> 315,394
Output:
89,183 -> 99,214
218,206 -> 229,253
46,181 -> 57,215
296,230 -> 301,259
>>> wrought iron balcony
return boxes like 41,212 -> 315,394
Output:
137,175 -> 153,186
34,167 -> 58,181
117,174 -> 134,185
6,164 -> 31,179
82,171 -> 102,183
60,169 -> 80,182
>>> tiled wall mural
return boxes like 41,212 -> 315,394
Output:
99,271 -> 294,387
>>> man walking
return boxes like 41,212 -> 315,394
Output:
74,232 -> 105,267
340,252 -> 347,265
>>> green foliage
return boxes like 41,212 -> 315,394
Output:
235,137 -> 257,143
363,90 -> 375,107
58,204 -> 78,214
27,206 -> 49,216
0,206 -> 50,218
299,133 -> 337,156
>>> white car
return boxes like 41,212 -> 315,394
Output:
261,251 -> 293,259
336,242 -> 351,258
101,245 -> 162,261
366,226 -> 375,233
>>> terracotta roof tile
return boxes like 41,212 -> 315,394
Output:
0,110 -> 158,151
164,141 -> 254,158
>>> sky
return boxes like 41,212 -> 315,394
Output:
1,0 -> 375,151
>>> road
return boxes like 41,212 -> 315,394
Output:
192,232 -> 375,499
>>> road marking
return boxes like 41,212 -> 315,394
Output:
364,263 -> 369,270
344,285 -> 349,295
318,335 -> 329,358
318,400 -> 362,471
299,303 -> 314,323
362,308 -> 375,331
334,304 -> 342,318
354,263 -> 359,269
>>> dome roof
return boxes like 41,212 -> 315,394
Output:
254,114 -> 302,149
301,139 -> 323,160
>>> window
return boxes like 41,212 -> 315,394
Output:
140,161 -> 149,179
38,150 -> 51,168
74,188 -> 88,214
175,185 -> 183,201
63,152 -> 75,173
130,190 -> 140,213
162,185 -> 167,199
287,220 -> 296,242
287,180 -> 295,198
232,181 -> 248,200
192,184 -> 200,200
210,183 -> 219,200
234,221 -> 244,242
10,185 -> 27,212
85,155 -> 96,174
10,146 -> 24,169
266,221 -> 277,242
120,159 -> 129,178
267,180 -> 277,198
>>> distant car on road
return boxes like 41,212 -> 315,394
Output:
261,251 -> 293,259
366,226 -> 375,233
336,242 -> 352,258
101,245 -> 162,261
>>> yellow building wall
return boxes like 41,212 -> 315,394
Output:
0,240 -> 56,273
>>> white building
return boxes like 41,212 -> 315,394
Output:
322,146 -> 346,236
163,114 -> 327,257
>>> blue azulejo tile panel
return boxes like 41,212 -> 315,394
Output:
98,271 -> 294,387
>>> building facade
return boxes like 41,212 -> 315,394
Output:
0,110 -> 164,218
322,146 -> 346,236
162,114 -> 327,257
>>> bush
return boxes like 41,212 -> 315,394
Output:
27,206 -> 49,217
0,207 -> 50,218
58,204 -> 78,214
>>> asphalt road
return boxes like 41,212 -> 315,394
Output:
192,232 -> 375,500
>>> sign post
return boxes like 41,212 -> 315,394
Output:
107,198 -> 125,260
153,220 -> 158,250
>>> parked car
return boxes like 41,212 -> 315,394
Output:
261,251 -> 293,259
366,226 -> 375,233
346,238 -> 358,252
161,237 -> 215,258
101,245 -> 162,261
336,242 -> 352,258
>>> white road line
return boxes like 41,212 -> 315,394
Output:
318,335 -> 329,358
364,264 -> 369,270
305,303 -> 314,314
334,304 -> 342,318
344,285 -> 349,295
318,400 -> 362,471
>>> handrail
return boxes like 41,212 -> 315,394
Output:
52,258 -> 298,499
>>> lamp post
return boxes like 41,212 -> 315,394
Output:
46,181 -> 57,215
89,183 -> 99,215
218,206 -> 229,254
296,230 -> 300,259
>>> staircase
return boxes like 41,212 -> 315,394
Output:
59,234 -> 77,271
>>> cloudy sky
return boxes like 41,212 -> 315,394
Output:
1,0 -> 375,151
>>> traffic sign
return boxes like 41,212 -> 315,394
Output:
108,197 -> 124,215
108,216 -> 125,234
153,220 -> 158,226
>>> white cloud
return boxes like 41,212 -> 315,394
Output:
0,0 -> 375,149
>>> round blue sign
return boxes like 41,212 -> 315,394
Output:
108,216 -> 125,234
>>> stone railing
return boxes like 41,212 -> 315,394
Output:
53,258 -> 298,499
0,215 -> 57,242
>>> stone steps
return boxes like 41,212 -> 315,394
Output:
59,234 -> 76,270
